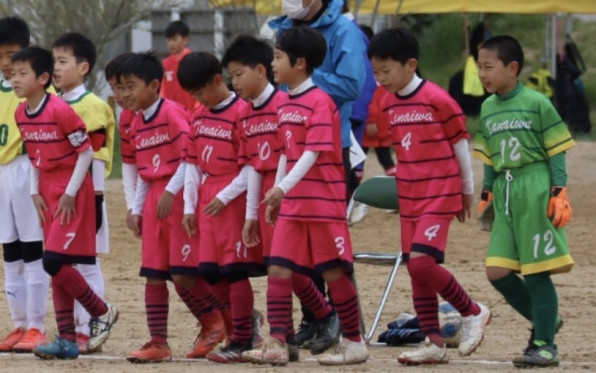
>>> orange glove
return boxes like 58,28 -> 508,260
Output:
548,187 -> 572,228
477,190 -> 494,232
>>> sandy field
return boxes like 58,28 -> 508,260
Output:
1,142 -> 595,373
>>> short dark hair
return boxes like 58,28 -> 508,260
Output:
104,52 -> 135,82
368,27 -> 418,64
479,35 -> 524,75
12,46 -> 53,88
52,32 -> 96,75
120,51 -> 164,86
165,20 -> 189,38
275,27 -> 326,74
0,17 -> 29,48
359,24 -> 374,42
178,52 -> 222,90
222,35 -> 273,80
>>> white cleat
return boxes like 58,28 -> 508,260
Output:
88,302 -> 119,351
317,338 -> 368,366
398,337 -> 448,365
458,302 -> 491,356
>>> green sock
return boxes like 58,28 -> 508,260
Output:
490,272 -> 533,321
524,272 -> 558,346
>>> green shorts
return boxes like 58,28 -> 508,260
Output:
486,162 -> 573,275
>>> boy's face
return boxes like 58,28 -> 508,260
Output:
271,48 -> 293,85
121,74 -> 159,111
52,47 -> 88,92
187,78 -> 221,108
107,76 -> 128,109
477,48 -> 519,95
0,43 -> 22,79
11,60 -> 48,99
166,35 -> 188,56
227,61 -> 264,100
370,56 -> 417,93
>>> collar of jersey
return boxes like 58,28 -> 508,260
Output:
25,94 -> 50,119
64,90 -> 91,105
210,94 -> 239,114
142,98 -> 164,124
496,81 -> 523,101
0,78 -> 12,92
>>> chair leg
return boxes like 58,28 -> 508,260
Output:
364,252 -> 402,344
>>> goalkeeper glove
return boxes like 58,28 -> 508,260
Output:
477,190 -> 494,232
548,187 -> 572,228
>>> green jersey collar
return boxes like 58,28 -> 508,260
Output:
496,81 -> 523,101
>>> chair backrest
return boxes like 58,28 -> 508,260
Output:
352,176 -> 399,211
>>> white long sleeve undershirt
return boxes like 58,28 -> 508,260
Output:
276,151 -> 319,194
30,164 -> 40,195
165,162 -> 186,195
246,166 -> 262,220
65,147 -> 93,197
453,138 -> 474,195
132,176 -> 150,216
183,164 -> 202,215
122,163 -> 138,210
216,165 -> 249,205
92,159 -> 105,193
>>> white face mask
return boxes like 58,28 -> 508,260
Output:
282,0 -> 315,20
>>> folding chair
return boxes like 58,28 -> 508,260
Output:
347,176 -> 402,345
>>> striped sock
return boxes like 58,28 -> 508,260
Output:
211,279 -> 231,310
51,279 -> 75,341
230,278 -> 254,345
327,275 -> 361,342
410,276 -> 442,346
146,283 -> 169,344
267,277 -> 293,344
52,264 -> 107,317
293,273 -> 333,320
174,284 -> 213,321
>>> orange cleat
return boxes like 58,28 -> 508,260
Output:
187,310 -> 225,358
0,328 -> 26,352
127,341 -> 172,363
12,328 -> 47,353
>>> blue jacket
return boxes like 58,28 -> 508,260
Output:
350,20 -> 376,122
269,0 -> 366,147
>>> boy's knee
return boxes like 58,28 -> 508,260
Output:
321,267 -> 344,283
486,266 -> 513,282
42,257 -> 63,276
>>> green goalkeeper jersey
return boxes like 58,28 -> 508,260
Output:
474,83 -> 575,171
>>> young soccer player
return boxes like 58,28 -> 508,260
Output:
0,16 -> 49,353
120,52 -> 223,363
221,35 -> 340,360
12,46 -> 118,359
361,85 -> 396,178
474,35 -> 574,368
179,51 -> 267,362
241,26 -> 368,366
51,32 -> 115,354
368,28 -> 491,365
161,20 -> 197,112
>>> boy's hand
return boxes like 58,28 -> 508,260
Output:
157,191 -> 174,220
457,193 -> 473,223
548,187 -> 572,228
32,194 -> 48,225
126,209 -> 135,232
131,214 -> 142,238
477,190 -> 494,231
366,123 -> 378,137
204,197 -> 225,216
263,187 -> 284,208
265,204 -> 280,225
242,219 -> 261,248
182,214 -> 197,237
54,193 -> 76,225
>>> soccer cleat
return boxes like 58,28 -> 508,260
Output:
458,302 -> 491,356
0,328 -> 26,352
127,341 -> 172,363
252,309 -> 265,349
348,202 -> 370,226
242,337 -> 288,366
12,328 -> 47,353
513,341 -> 559,368
397,337 -> 448,365
295,318 -> 317,349
206,341 -> 251,363
75,332 -> 102,354
33,337 -> 79,360
287,335 -> 300,362
88,302 -> 119,352
186,310 -> 225,358
310,312 -> 340,355
317,338 -> 368,366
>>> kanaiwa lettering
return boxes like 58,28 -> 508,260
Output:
23,130 -> 59,141
486,118 -> 532,135
389,110 -> 435,125
280,111 -> 307,123
198,125 -> 232,140
137,132 -> 170,149
243,120 -> 278,136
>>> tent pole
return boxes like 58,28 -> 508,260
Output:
371,0 -> 381,27
551,14 -> 557,79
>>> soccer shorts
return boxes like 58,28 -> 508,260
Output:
0,155 -> 43,243
40,168 -> 96,264
197,173 -> 266,277
269,218 -> 354,277
258,170 -> 276,263
140,179 -> 200,279
487,162 -> 574,275
400,216 -> 451,263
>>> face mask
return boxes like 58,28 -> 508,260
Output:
282,0 -> 315,20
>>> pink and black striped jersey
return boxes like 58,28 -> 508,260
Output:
277,87 -> 345,222
381,80 -> 469,219
15,94 -> 90,171
187,96 -> 247,177
238,89 -> 287,172
130,98 -> 190,181
119,108 -> 137,165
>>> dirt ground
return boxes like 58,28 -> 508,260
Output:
1,142 -> 595,373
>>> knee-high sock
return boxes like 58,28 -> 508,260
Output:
293,273 -> 333,320
327,275 -> 361,342
52,278 -> 76,341
211,279 -> 231,310
267,277 -> 293,344
145,283 -> 169,344
230,278 -> 254,345
490,272 -> 533,321
52,265 -> 107,318
410,273 -> 442,345
73,261 -> 105,335
3,259 -> 27,329
24,259 -> 49,331
174,281 -> 214,322
525,272 -> 558,346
